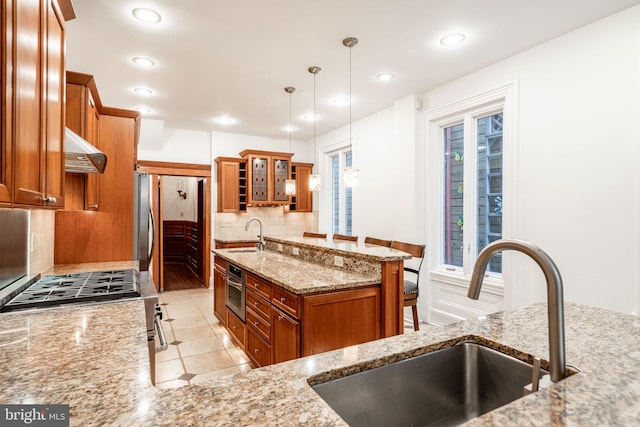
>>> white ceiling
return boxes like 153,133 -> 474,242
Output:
65,0 -> 640,141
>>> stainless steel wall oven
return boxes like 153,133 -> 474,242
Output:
225,263 -> 245,321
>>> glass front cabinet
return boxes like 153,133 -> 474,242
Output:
240,150 -> 293,206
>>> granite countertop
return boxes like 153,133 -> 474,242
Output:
1,301 -> 639,426
213,248 -> 380,294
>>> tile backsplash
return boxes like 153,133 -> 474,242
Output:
215,206 -> 317,241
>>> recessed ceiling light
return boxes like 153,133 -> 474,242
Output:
215,116 -> 236,125
302,113 -> 319,121
282,125 -> 296,132
132,56 -> 156,67
376,72 -> 395,81
332,97 -> 350,106
132,8 -> 161,24
134,107 -> 152,114
133,87 -> 153,96
440,33 -> 466,46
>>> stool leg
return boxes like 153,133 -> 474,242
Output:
412,304 -> 419,331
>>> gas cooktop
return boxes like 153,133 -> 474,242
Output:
0,269 -> 140,313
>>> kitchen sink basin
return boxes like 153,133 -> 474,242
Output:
310,342 -> 549,427
227,248 -> 257,253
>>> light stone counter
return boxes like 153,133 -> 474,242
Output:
1,301 -> 639,426
213,248 -> 380,294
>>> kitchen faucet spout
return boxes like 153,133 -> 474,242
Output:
467,239 -> 566,383
244,217 -> 265,252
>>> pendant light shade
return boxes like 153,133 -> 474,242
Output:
308,66 -> 322,192
284,86 -> 297,196
343,37 -> 359,188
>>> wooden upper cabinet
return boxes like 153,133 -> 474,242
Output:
65,78 -> 101,211
215,157 -> 246,213
8,0 -> 66,208
0,0 -> 14,205
290,162 -> 313,213
240,150 -> 292,206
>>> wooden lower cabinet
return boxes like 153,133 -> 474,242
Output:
213,257 -> 226,324
302,287 -> 381,357
225,265 -> 381,367
226,308 -> 246,349
271,306 -> 300,364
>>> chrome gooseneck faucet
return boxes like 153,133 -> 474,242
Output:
244,217 -> 265,252
467,239 -> 566,383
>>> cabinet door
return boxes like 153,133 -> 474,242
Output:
216,160 -> 240,212
271,306 -> 300,364
247,155 -> 268,204
293,163 -> 313,212
272,157 -> 290,203
13,0 -> 45,205
43,0 -> 64,208
84,91 -> 100,210
0,0 -> 12,204
213,257 -> 226,323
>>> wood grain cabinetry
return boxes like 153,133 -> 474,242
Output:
163,220 -> 200,274
65,73 -> 100,211
213,256 -> 226,323
5,0 -> 66,208
226,307 -> 246,348
240,150 -> 292,206
289,162 -> 313,212
214,157 -> 246,213
214,240 -> 257,249
228,266 -> 380,368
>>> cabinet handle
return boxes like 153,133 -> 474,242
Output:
232,326 -> 237,330
254,301 -> 259,306
278,315 -> 283,321
280,297 -> 286,303
254,348 -> 260,353
255,283 -> 259,288
90,204 -> 98,209
254,321 -> 259,326
44,196 -> 57,205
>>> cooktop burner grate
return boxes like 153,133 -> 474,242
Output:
0,269 -> 140,312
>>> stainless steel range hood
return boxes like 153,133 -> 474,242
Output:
65,127 -> 107,174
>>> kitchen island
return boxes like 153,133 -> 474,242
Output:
1,300 -> 639,425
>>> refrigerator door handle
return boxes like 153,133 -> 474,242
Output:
148,206 -> 156,262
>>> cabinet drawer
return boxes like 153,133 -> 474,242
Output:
247,328 -> 271,368
246,289 -> 271,321
272,286 -> 301,319
246,272 -> 272,301
247,306 -> 271,343
214,255 -> 227,270
226,308 -> 246,348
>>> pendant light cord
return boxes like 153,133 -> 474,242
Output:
313,71 -> 317,164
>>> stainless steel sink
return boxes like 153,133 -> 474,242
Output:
310,342 -> 549,427
227,249 -> 257,253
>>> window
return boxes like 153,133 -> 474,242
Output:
443,113 -> 503,274
328,148 -> 353,236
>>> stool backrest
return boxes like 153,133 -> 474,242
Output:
333,234 -> 358,242
303,231 -> 327,239
364,237 -> 392,247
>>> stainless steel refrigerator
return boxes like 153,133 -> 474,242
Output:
133,172 -> 156,273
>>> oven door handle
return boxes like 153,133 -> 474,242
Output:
227,279 -> 244,290
154,308 -> 169,352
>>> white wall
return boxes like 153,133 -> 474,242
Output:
139,119 -> 212,164
161,176 -> 199,221
420,6 -> 640,315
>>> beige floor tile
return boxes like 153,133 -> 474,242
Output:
237,362 -> 254,374
189,366 -> 240,384
209,323 -> 227,335
172,324 -> 215,341
226,347 -> 251,365
170,315 -> 210,331
178,336 -> 225,357
156,344 -> 180,362
218,333 -> 239,349
182,350 -> 236,374
165,302 -> 202,319
155,379 -> 189,389
155,359 -> 185,384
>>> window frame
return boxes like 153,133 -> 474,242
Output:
422,82 -> 519,302
320,139 -> 354,236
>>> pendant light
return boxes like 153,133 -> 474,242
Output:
308,66 -> 322,191
284,86 -> 297,196
343,37 -> 359,188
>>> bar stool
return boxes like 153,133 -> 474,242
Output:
390,240 -> 426,331
303,231 -> 327,238
364,236 -> 392,247
333,234 -> 358,242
